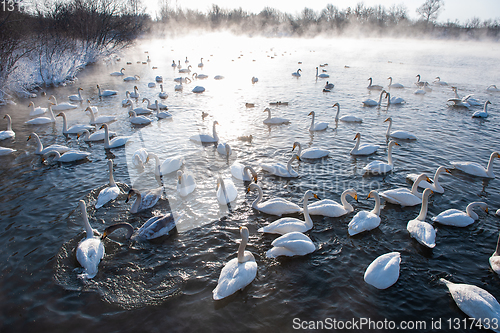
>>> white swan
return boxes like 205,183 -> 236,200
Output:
489,232 -> 500,274
102,213 -> 177,241
451,151 -> 500,178
0,146 -> 15,155
76,200 -> 104,279
324,81 -> 334,90
25,104 -> 57,124
230,162 -> 258,182
315,67 -> 329,78
132,148 -> 148,168
333,103 -> 362,123
362,140 -> 400,174
364,252 -> 401,289
213,226 -> 257,300
472,100 -> 491,118
432,202 -> 488,227
56,112 -> 94,135
247,183 -> 302,216
143,97 -> 167,110
27,132 -> 71,155
48,95 -> 77,111
84,99 -> 98,116
77,129 -> 116,142
367,77 -> 383,90
0,115 -> 15,140
385,117 -> 417,140
122,92 -> 132,107
387,77 -> 404,89
441,278 -> 500,328
216,176 -> 238,204
96,85 -> 117,97
126,187 -> 163,214
192,72 -> 209,80
217,142 -> 232,156
110,68 -> 125,76
385,91 -> 405,105
407,189 -> 435,248
266,232 -> 315,258
100,124 -> 130,149
178,65 -> 192,74
130,101 -> 152,115
292,141 -> 329,159
292,69 -> 302,77
129,86 -> 140,99
68,87 -> 83,101
214,75 -> 224,80
261,153 -> 300,178
263,108 -> 290,125
177,170 -> 196,197
348,190 -> 381,236
308,111 -> 328,131
308,189 -> 357,217
407,166 -> 451,193
155,101 -> 172,119
192,86 -> 205,93
350,133 -> 379,156
380,174 -> 431,206
85,107 -> 116,125
415,74 -> 428,87
258,190 -> 319,235
95,159 -> 121,209
128,110 -> 152,125
433,76 -> 448,85
487,84 -> 500,92
28,101 -> 47,116
198,58 -> 204,68
42,150 -> 91,163
123,75 -> 140,81
447,86 -> 476,107
159,84 -> 168,99
147,152 -> 184,176
362,90 -> 386,107
189,120 -> 219,143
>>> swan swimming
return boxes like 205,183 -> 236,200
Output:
230,162 -> 258,182
102,213 -> 178,241
95,159 -> 121,209
266,232 -> 315,258
308,189 -> 357,217
364,252 -> 401,289
48,95 -> 77,111
28,101 -> 47,116
432,202 -> 488,227
472,100 -> 491,118
42,150 -> 91,163
362,140 -> 400,174
263,108 -> 290,125
384,117 -> 417,140
96,84 -> 117,97
25,104 -> 57,124
450,151 -> 500,178
147,152 -> 184,176
57,112 -> 94,135
407,166 -> 451,193
362,90 -> 386,107
126,187 -> 163,214
308,111 -> 328,131
68,87 -> 83,101
189,120 -> 219,143
261,153 -> 300,178
247,183 -> 302,216
315,67 -> 329,78
0,115 -> 15,140
367,77 -> 383,90
292,141 -> 329,160
406,189 -> 435,248
380,173 -> 431,207
216,176 -> 238,205
350,133 -> 379,156
76,200 -> 104,279
387,77 -> 404,89
292,69 -> 302,77
110,68 -> 125,76
333,102 -> 362,123
177,170 -> 196,197
27,132 -> 71,155
348,190 -> 381,236
100,124 -> 131,149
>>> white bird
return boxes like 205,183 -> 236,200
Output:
441,278 -> 500,329
364,252 -> 401,290
143,97 -> 167,110
217,142 -> 232,157
177,170 -> 196,197
315,67 -> 329,78
95,159 -> 121,209
128,110 -> 152,126
179,65 -> 192,74
261,153 -> 300,178
25,104 -> 57,124
0,115 -> 15,140
85,107 -> 116,125
230,162 -> 258,182
28,101 -> 47,116
159,84 -> 168,99
348,190 -> 381,236
362,90 -> 386,107
213,226 -> 257,301
489,232 -> 500,275
308,189 -> 357,217
266,232 -> 315,258
42,150 -> 91,163
76,200 -> 104,279
407,166 -> 451,193
247,183 -> 302,216
214,75 -> 224,80
0,146 -> 15,155
68,87 -> 83,101
292,69 -> 302,77
333,102 -> 362,123
472,100 -> 491,118
380,173 -> 431,207
77,129 -> 116,142
192,73 -> 209,80
96,85 -> 117,97
415,74 -> 428,87
362,140 -> 400,174
110,68 -> 125,76
198,58 -> 204,68
148,82 -> 156,88
308,111 -> 328,131
147,152 -> 184,176
324,81 -> 334,90
56,112 -> 94,135
122,91 -> 133,107
387,77 -> 404,89
132,148 -> 148,168
192,86 -> 205,93
189,120 -> 219,143
123,75 -> 140,81
258,190 -> 319,235
367,77 -> 383,90
451,151 -> 500,178
384,117 -> 417,140
27,132 -> 71,155
155,75 -> 163,83
130,101 -> 152,115
385,91 -> 405,105
292,141 -> 329,159
433,76 -> 448,85
263,108 -> 290,125
432,202 -> 488,227
216,176 -> 238,205
350,133 -> 379,156
450,86 -> 481,106
84,99 -> 98,115
129,86 -> 140,99
486,84 -> 500,92
100,124 -> 130,149
126,187 -> 163,214
102,213 -> 177,241
48,95 -> 77,111
407,189 -> 436,248
155,101 -> 172,119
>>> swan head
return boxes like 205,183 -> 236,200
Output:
493,152 -> 500,159
125,188 -> 140,203
353,133 -> 361,140
308,111 -> 315,116
388,140 -> 400,148
77,130 -> 90,139
213,120 -> 219,126
384,117 -> 392,123
85,106 -> 93,113
422,188 -> 433,200
304,190 -> 320,201
367,190 -> 379,200
332,102 -> 340,108
78,87 -> 83,91
177,170 -> 183,182
292,141 -> 300,151
55,112 -> 65,118
486,100 -> 492,106
239,226 -> 250,241
96,84 -> 100,89
263,108 -> 270,113
99,124 -> 108,130
291,153 -> 301,162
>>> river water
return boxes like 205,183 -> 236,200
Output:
1,33 -> 500,332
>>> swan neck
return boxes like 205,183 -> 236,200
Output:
432,168 -> 444,192
387,143 -> 394,166
341,191 -> 354,212
486,153 -> 497,176
213,123 -> 219,141
370,193 -> 381,216
33,133 -> 43,153
466,203 -> 480,220
310,113 -> 315,128
131,191 -> 141,213
416,193 -> 430,221
303,194 -> 313,229
103,125 -> 110,147
286,155 -> 296,174
80,202 -> 94,239
108,161 -> 116,187
237,234 -> 248,263
251,185 -> 263,208
353,135 -> 360,150
378,91 -> 384,104
386,119 -> 392,136
48,106 -> 55,121
495,232 -> 500,256
334,105 -> 340,122
60,113 -> 67,132
6,115 -> 12,131
411,175 -> 425,194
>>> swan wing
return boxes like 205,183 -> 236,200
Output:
258,217 -> 309,234
135,213 -> 176,240
213,256 -> 257,300
348,211 -> 380,236
407,219 -> 436,248
364,252 -> 401,289
95,185 -> 120,209
431,209 -> 473,227
308,199 -> 347,217
76,238 -> 104,279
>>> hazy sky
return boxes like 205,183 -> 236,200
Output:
146,0 -> 500,23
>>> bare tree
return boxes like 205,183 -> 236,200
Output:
416,0 -> 444,23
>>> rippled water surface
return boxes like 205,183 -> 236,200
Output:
1,33 -> 500,332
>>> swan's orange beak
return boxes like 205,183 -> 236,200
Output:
445,168 -> 452,174
394,142 -> 401,146
313,193 -> 320,200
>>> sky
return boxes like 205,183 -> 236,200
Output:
145,0 -> 500,24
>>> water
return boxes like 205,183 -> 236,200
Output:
1,33 -> 500,332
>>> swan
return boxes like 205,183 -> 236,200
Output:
174,78 -> 191,91
362,140 -> 400,174
155,75 -> 163,83
316,67 -> 329,78
0,146 -> 15,155
126,187 -> 163,214
214,75 -> 224,80
147,152 -> 184,176
362,90 -> 386,107
159,84 -> 168,99
348,190 -> 381,236
230,162 -> 258,182
123,75 -> 140,81
263,108 -> 290,125
247,183 -> 302,216
261,153 -> 300,178
102,213 -> 177,242
27,132 -> 71,155
251,77 -> 258,83
451,151 -> 500,178
155,102 -> 172,119
143,97 -> 167,110
490,232 -> 500,274
472,100 -> 491,118
364,252 -> 401,289
177,170 -> 196,197
25,104 -> 57,124
122,91 -> 132,107
406,188 -> 435,248
77,129 -> 116,142
110,68 -> 125,76
292,69 -> 302,77
85,107 -> 116,125
385,91 -> 405,105
42,150 -> 91,163
189,120 -> 219,143
217,142 -> 232,156
266,232 -> 315,258
130,102 -> 152,115
95,159 -> 121,209
0,115 -> 15,140
258,190 -> 319,234
432,202 -> 488,227
350,133 -> 379,156
48,95 -> 77,111
380,173 -> 431,207
198,58 -> 204,68
292,141 -> 329,159
148,82 -> 156,88
28,101 -> 47,116
179,65 -> 192,74
129,86 -> 140,99
132,148 -> 148,168
75,200 -> 104,279
384,117 -> 417,140
487,84 -> 500,92
441,278 -> 500,327
177,60 -> 181,69
68,87 -> 83,101
451,86 -> 481,106
367,77 -> 383,90
213,226 -> 257,300
308,189 -> 357,217
324,81 -> 334,90
216,176 -> 238,204
192,73 -> 208,80
192,86 -> 205,93
306,111 -> 328,131
99,124 -> 130,149
84,99 -> 98,116
96,85 -> 117,97
128,110 -> 152,125
415,74 -> 428,87
433,76 -> 448,85
56,112 -> 94,135
333,102 -> 362,123
407,166 -> 451,193
387,77 -> 404,89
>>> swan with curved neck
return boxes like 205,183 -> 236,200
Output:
362,90 -> 386,107
292,141 -> 329,159
362,140 -> 400,174
261,153 -> 301,178
76,200 -> 104,279
95,159 -> 121,209
42,150 -> 91,163
216,176 -> 238,204
56,112 -> 93,135
125,187 -> 162,214
407,166 -> 451,193
0,114 -> 15,140
27,132 -> 70,155
387,77 -> 404,89
48,95 -> 77,111
96,84 -> 117,97
102,213 -> 177,241
128,110 -> 152,125
308,111 -> 328,131
351,133 -> 379,155
316,67 -> 329,78
99,124 -> 130,149
25,104 -> 57,124
230,161 -> 258,182
28,101 -> 47,116
257,190 -> 320,234
432,202 -> 488,227
177,170 -> 196,197
292,69 -> 302,77
472,100 -> 491,118
385,91 -> 405,105
263,108 -> 290,125
68,87 -> 83,101
129,86 -> 140,98
189,120 -> 219,143
380,173 -> 431,206
147,152 -> 184,176
86,107 -> 116,125
155,100 -> 172,119
367,77 -> 383,90
110,68 -> 125,76
384,117 -> 417,140
247,183 -> 302,216
407,189 -> 435,248
308,189 -> 357,217
348,190 -> 381,236
334,102 -> 362,122
451,151 -> 500,178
